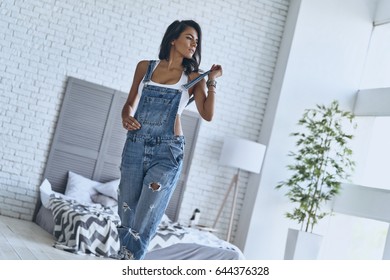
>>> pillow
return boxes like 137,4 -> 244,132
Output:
39,178 -> 53,208
64,171 -> 119,205
94,179 -> 120,200
39,178 -> 66,208
91,194 -> 118,207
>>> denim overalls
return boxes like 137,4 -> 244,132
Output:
117,60 -> 209,260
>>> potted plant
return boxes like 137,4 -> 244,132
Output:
276,100 -> 357,259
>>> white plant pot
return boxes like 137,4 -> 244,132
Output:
284,228 -> 323,260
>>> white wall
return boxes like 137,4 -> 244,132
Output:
237,0 -> 377,259
374,0 -> 390,25
322,1 -> 390,259
0,0 -> 289,242
360,23 -> 390,89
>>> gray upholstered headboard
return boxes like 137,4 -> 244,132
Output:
34,77 -> 201,222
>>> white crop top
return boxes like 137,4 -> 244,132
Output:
135,61 -> 190,115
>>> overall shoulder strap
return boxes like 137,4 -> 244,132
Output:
182,70 -> 210,90
142,60 -> 158,83
184,70 -> 211,107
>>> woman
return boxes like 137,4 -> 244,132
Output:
116,20 -> 222,260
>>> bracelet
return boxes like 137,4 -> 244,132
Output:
206,79 -> 217,88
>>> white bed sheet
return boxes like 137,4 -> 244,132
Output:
148,219 -> 245,259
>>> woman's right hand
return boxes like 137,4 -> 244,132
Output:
122,115 -> 141,130
121,60 -> 148,131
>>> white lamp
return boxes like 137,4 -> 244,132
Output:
213,137 -> 266,242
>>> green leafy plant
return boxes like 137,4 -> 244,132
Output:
276,100 -> 357,233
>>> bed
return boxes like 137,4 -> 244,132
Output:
34,172 -> 244,260
31,77 -> 244,260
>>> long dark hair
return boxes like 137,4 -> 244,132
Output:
159,20 -> 202,75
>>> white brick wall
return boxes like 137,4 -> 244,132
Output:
0,0 -> 289,242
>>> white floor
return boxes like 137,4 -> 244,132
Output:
0,215 -> 101,260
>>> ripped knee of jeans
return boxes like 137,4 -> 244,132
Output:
122,202 -> 131,212
148,182 -> 161,192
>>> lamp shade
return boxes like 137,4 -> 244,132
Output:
219,137 -> 266,174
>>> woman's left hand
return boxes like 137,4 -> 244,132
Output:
208,64 -> 223,80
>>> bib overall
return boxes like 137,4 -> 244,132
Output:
117,60 -> 209,259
